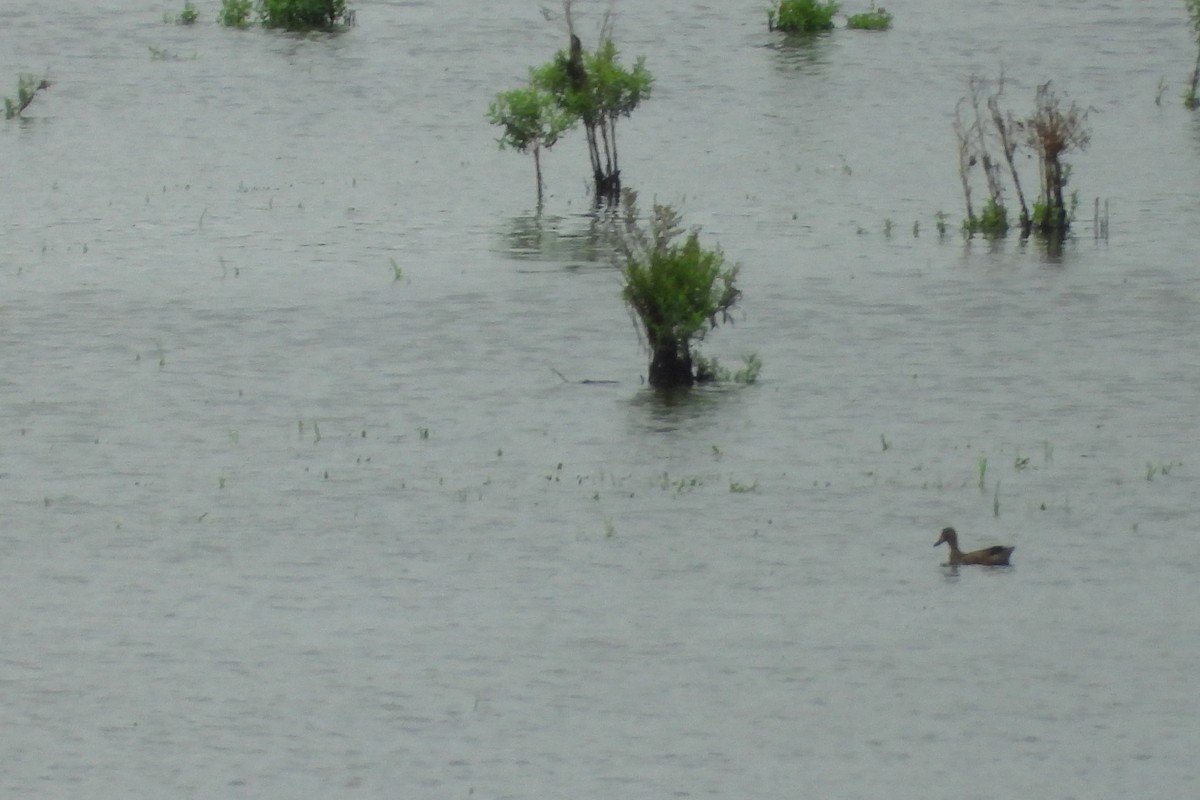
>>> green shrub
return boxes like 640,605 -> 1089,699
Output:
178,1 -> 199,24
532,35 -> 652,200
219,0 -> 254,27
4,73 -> 50,119
487,86 -> 575,205
963,197 -> 1008,238
613,191 -> 746,388
768,0 -> 839,33
846,5 -> 892,30
258,0 -> 351,30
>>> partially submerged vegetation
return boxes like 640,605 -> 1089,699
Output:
4,73 -> 51,119
259,0 -> 353,29
177,1 -> 199,24
768,0 -> 839,33
1185,0 -> 1200,108
954,74 -> 1090,241
219,0 -> 255,28
612,191 -> 756,388
846,4 -> 892,30
489,1 -> 652,204
487,87 -> 574,206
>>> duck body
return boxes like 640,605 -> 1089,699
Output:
934,527 -> 1014,566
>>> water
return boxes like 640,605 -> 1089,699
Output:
3,1 -> 1199,797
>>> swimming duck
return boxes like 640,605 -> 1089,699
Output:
934,527 -> 1014,566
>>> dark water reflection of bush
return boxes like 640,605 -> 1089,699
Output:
498,211 -> 615,267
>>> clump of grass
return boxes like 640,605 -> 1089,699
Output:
1146,461 -> 1179,481
4,73 -> 51,119
178,1 -> 199,24
934,210 -> 948,238
259,0 -> 353,30
693,353 -> 763,385
219,0 -> 254,27
768,0 -> 839,33
962,196 -> 1008,238
846,4 -> 892,30
729,480 -> 759,493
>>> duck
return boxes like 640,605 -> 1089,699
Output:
934,527 -> 1014,566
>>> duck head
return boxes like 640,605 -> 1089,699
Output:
934,527 -> 957,548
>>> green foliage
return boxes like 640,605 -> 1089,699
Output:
533,40 -> 651,126
219,0 -> 254,27
846,5 -> 892,30
178,1 -> 199,24
258,0 -> 350,30
1024,82 -> 1089,236
1186,0 -> 1200,112
695,353 -> 763,385
487,87 -> 574,155
768,0 -> 839,33
531,36 -> 652,194
4,73 -> 50,119
963,197 -> 1008,237
487,86 -> 574,202
613,191 -> 746,388
935,210 -> 948,238
955,75 -> 1088,240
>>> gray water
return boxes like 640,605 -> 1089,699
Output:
3,1 -> 1199,797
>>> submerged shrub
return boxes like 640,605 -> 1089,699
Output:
4,73 -> 50,119
846,5 -> 892,30
220,0 -> 254,27
962,197 -> 1008,238
1186,0 -> 1200,108
178,1 -> 199,24
1024,82 -> 1089,236
487,86 -> 575,205
532,34 -> 652,201
258,0 -> 352,30
953,74 -> 1088,240
612,191 -> 750,388
768,0 -> 839,33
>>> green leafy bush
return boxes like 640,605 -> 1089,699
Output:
219,0 -> 254,27
768,0 -> 839,33
258,0 -> 351,30
178,1 -> 199,24
4,73 -> 50,119
613,191 -> 747,388
963,197 -> 1008,238
532,35 -> 652,199
487,87 -> 575,204
846,5 -> 892,30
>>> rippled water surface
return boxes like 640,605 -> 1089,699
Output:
3,1 -> 1199,797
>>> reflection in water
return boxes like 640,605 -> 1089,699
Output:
498,210 -> 614,266
627,383 -> 741,434
765,33 -> 834,75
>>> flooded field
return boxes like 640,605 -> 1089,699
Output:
3,1 -> 1199,797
